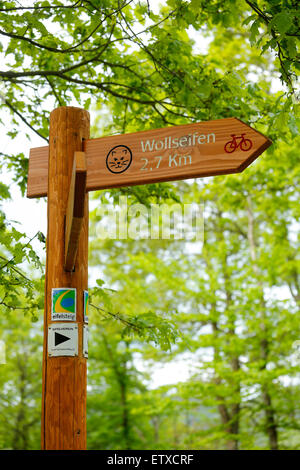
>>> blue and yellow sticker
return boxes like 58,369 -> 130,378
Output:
51,288 -> 76,321
84,290 -> 88,323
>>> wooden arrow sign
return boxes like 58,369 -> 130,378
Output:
27,117 -> 271,198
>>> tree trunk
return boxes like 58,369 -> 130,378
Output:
12,356 -> 28,449
102,333 -> 131,449
119,365 -> 130,450
151,415 -> 160,444
209,221 -> 241,450
247,195 -> 279,450
211,319 -> 239,450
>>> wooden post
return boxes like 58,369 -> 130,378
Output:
41,107 -> 90,450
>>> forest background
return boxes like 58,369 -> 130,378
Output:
0,0 -> 299,450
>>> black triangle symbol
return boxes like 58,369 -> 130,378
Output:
55,332 -> 70,346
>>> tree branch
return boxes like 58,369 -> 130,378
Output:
3,99 -> 48,142
0,0 -> 134,54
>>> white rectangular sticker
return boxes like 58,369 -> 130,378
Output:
48,323 -> 78,357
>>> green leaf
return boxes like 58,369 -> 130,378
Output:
270,12 -> 293,34
286,38 -> 297,59
250,20 -> 260,45
242,14 -> 257,26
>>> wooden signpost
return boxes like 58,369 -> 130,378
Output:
27,107 -> 271,450
27,117 -> 271,198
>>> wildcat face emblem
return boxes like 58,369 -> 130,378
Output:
106,145 -> 133,174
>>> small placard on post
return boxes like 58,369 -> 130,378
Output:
48,323 -> 78,357
51,287 -> 76,321
64,151 -> 87,272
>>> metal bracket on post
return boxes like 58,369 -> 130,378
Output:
64,151 -> 87,272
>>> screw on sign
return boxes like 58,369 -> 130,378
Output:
26,109 -> 272,450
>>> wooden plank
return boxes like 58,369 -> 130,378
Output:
64,151 -> 87,272
84,117 -> 271,191
27,145 -> 48,198
27,117 -> 272,198
42,106 -> 90,450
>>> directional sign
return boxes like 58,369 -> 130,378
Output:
48,323 -> 78,357
27,117 -> 272,198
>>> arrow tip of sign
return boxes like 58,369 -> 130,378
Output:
236,137 -> 272,173
229,117 -> 272,173
234,117 -> 273,143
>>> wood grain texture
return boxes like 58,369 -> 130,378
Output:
27,145 -> 48,198
64,151 -> 87,272
42,107 -> 90,450
27,118 -> 271,198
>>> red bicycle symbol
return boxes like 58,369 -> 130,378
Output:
224,134 -> 253,153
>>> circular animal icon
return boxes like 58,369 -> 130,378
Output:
106,145 -> 133,174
